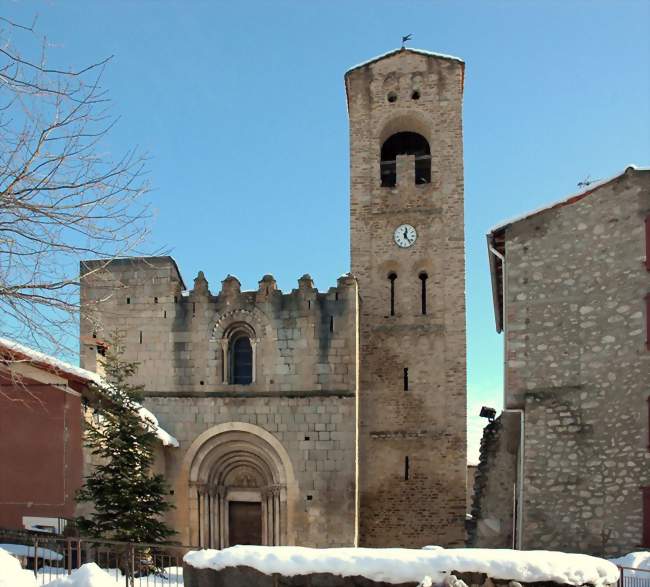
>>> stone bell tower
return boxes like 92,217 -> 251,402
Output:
346,48 -> 467,547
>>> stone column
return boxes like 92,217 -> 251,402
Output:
218,486 -> 227,548
271,485 -> 281,545
261,489 -> 268,546
220,339 -> 229,383
251,339 -> 258,383
196,483 -> 207,548
188,482 -> 200,547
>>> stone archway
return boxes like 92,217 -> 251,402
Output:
183,422 -> 297,548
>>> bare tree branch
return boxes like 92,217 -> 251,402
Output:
0,16 -> 156,364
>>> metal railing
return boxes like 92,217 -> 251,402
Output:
0,529 -> 194,586
619,566 -> 650,587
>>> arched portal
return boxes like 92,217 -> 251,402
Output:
183,423 -> 297,548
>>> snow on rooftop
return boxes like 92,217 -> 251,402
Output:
0,336 -> 103,386
0,336 -> 178,448
610,551 -> 650,571
0,543 -> 62,561
138,405 -> 179,448
0,548 -> 36,587
184,545 -> 619,587
488,165 -> 649,235
347,47 -> 464,73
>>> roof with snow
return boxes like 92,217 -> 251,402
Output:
346,47 -> 464,76
486,165 -> 650,332
0,337 -> 178,447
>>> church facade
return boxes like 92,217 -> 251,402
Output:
79,48 -> 467,548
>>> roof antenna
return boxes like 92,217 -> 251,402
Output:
401,34 -> 412,49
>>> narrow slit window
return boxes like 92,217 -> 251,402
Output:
643,487 -> 650,546
403,367 -> 409,391
419,272 -> 428,315
139,331 -> 143,344
646,293 -> 650,351
404,456 -> 410,481
163,310 -> 167,319
126,297 -> 130,305
646,216 -> 650,271
192,302 -> 196,317
389,273 -> 397,316
329,316 -> 334,333
154,297 -> 158,304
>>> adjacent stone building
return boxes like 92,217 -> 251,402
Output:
476,166 -> 650,556
79,48 -> 468,548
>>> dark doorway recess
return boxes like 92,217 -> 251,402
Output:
228,501 -> 262,545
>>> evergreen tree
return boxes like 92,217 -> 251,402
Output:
77,333 -> 174,544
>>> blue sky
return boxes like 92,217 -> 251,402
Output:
9,0 -> 649,461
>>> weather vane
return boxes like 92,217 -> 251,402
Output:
401,34 -> 412,49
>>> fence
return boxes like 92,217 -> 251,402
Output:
619,566 -> 650,587
0,529 -> 194,586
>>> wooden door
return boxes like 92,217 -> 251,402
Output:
228,501 -> 262,546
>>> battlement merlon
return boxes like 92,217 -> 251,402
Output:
80,256 -> 358,304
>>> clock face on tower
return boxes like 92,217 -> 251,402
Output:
394,224 -> 417,248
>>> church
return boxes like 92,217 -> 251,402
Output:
79,47 -> 468,549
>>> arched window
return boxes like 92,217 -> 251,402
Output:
380,132 -> 431,187
230,334 -> 253,385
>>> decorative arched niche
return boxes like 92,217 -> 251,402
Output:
184,423 -> 297,548
211,307 -> 272,386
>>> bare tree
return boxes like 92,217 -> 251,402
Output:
0,16 -> 151,355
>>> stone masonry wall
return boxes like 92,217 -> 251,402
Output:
80,258 -> 357,396
347,49 -> 467,548
468,413 -> 518,548
145,394 -> 356,547
502,168 -> 650,555
79,257 -> 358,547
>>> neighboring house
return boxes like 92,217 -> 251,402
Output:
0,338 -> 177,533
473,166 -> 650,556
79,47 -> 468,549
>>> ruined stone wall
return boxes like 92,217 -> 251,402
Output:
347,49 -> 467,547
468,413 -> 518,548
79,257 -> 358,547
502,168 -> 650,555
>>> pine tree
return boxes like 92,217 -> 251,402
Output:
77,333 -> 174,544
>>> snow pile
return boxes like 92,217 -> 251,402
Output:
610,551 -> 650,570
0,548 -> 36,587
44,563 -> 118,587
0,543 -> 63,561
184,545 -> 619,586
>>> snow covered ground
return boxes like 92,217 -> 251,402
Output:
185,545 -> 619,586
36,564 -> 183,586
0,548 -> 36,587
35,566 -> 184,586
